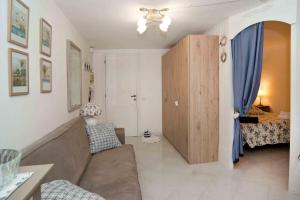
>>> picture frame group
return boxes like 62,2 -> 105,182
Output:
40,18 -> 52,57
40,58 -> 52,93
7,0 -> 53,96
8,48 -> 29,96
8,0 -> 29,48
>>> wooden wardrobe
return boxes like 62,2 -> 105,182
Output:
162,35 -> 219,164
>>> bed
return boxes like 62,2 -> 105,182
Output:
240,112 -> 290,148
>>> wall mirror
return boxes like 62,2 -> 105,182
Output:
67,40 -> 82,112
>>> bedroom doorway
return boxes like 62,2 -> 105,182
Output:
234,21 -> 291,189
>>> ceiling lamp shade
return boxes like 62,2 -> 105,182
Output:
162,15 -> 172,26
159,15 -> 172,32
159,23 -> 168,32
137,24 -> 147,34
137,16 -> 147,27
137,8 -> 171,34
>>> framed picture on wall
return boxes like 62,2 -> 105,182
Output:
8,0 -> 30,48
8,48 -> 29,96
40,58 -> 52,93
40,18 -> 52,57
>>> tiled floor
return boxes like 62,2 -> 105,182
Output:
126,137 -> 300,200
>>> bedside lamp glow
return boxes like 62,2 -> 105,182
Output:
257,89 -> 266,106
80,103 -> 101,126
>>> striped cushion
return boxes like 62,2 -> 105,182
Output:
85,123 -> 121,153
41,180 -> 105,200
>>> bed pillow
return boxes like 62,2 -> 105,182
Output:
85,123 -> 121,153
42,180 -> 105,200
247,106 -> 265,115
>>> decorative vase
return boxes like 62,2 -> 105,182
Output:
0,149 -> 21,190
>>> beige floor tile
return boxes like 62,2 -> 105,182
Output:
126,137 -> 299,200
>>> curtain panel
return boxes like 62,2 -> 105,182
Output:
231,22 -> 264,163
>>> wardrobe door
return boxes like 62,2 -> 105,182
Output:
162,51 -> 173,142
189,35 -> 219,163
167,47 -> 177,144
162,53 -> 168,139
174,37 -> 189,160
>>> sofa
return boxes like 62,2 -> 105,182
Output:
21,117 -> 142,200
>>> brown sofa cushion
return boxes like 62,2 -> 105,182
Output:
21,117 -> 91,184
79,145 -> 142,200
115,128 -> 125,144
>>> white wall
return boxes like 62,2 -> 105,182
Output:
289,1 -> 300,192
93,49 -> 168,135
0,0 -> 91,150
206,0 -> 299,193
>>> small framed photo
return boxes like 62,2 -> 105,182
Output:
8,0 -> 30,48
40,58 -> 52,93
40,18 -> 52,57
8,48 -> 29,96
90,73 -> 94,84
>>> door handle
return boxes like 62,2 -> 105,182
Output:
131,94 -> 137,101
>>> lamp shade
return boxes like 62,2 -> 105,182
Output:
137,24 -> 147,34
80,103 -> 101,117
159,23 -> 169,32
137,16 -> 147,27
162,15 -> 171,26
257,88 -> 266,97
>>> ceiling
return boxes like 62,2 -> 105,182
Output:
54,0 -> 266,49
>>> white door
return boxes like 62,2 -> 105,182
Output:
105,53 -> 138,136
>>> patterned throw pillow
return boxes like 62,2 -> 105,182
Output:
41,180 -> 105,200
85,123 -> 121,153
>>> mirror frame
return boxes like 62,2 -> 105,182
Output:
66,40 -> 82,112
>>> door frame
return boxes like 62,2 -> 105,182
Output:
209,1 -> 298,191
228,21 -> 298,193
103,50 -> 142,137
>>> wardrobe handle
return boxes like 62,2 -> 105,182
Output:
174,100 -> 179,107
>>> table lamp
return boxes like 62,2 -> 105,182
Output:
80,103 -> 101,126
257,89 -> 266,106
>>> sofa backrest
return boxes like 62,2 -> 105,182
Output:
21,117 -> 91,184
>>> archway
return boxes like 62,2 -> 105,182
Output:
232,21 -> 291,190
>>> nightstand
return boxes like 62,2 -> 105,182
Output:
256,105 -> 271,112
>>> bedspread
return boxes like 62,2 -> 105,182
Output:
240,113 -> 290,148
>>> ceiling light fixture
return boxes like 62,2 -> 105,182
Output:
137,8 -> 171,34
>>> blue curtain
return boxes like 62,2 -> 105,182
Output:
231,22 -> 264,163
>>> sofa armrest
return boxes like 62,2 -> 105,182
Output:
114,128 -> 125,144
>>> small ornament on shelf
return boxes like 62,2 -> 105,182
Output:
84,63 -> 93,72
